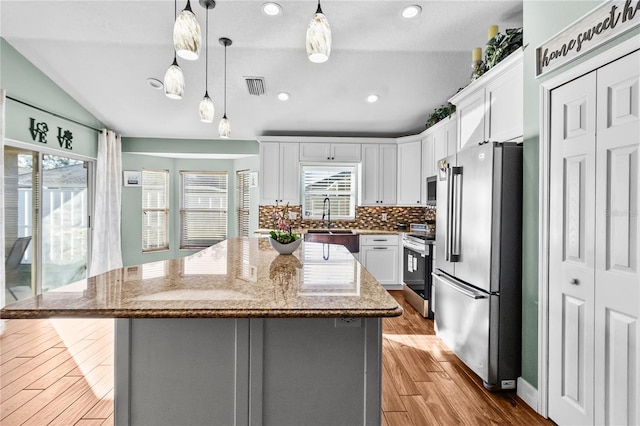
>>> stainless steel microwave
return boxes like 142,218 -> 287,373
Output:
426,176 -> 437,205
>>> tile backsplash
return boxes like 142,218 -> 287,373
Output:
259,205 -> 436,232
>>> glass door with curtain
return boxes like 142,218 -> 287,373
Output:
4,146 -> 37,302
4,146 -> 91,303
41,154 -> 89,292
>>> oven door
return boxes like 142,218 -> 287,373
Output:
403,247 -> 427,296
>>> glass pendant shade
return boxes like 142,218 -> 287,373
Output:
306,5 -> 331,63
218,115 -> 231,138
173,1 -> 201,61
164,58 -> 185,99
199,93 -> 214,122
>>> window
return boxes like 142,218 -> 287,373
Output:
237,170 -> 251,237
301,165 -> 357,219
180,171 -> 228,249
142,170 -> 169,251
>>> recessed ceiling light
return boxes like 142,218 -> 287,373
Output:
262,2 -> 282,16
146,77 -> 163,90
367,94 -> 380,103
402,5 -> 422,19
277,92 -> 290,101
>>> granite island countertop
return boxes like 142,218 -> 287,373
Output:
1,238 -> 403,319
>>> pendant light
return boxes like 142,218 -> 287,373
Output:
198,0 -> 215,122
164,54 -> 185,99
306,0 -> 331,63
218,37 -> 232,139
165,1 -> 185,99
174,0 -> 202,61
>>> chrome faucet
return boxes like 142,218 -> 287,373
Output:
322,197 -> 332,229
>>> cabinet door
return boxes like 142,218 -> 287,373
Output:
421,135 -> 435,203
299,143 -> 330,161
397,141 -> 422,205
260,142 -> 281,205
331,144 -> 361,161
279,143 -> 300,205
487,60 -> 523,143
379,144 -> 397,205
445,116 -> 458,156
457,89 -> 486,151
433,126 -> 447,167
361,144 -> 381,206
361,245 -> 399,285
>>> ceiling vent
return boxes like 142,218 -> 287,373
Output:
244,77 -> 266,96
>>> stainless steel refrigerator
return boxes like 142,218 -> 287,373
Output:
433,142 -> 522,391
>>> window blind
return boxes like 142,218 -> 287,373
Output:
142,170 -> 169,251
237,170 -> 251,237
180,172 -> 228,249
301,165 -> 357,219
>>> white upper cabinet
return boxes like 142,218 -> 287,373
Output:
299,143 -> 361,162
450,49 -> 523,151
420,114 -> 457,205
361,144 -> 397,206
397,141 -> 422,206
259,142 -> 300,205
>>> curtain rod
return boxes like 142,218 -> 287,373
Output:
6,95 -> 103,133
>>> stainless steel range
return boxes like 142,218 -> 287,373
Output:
402,224 -> 435,318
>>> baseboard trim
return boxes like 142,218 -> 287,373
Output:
383,284 -> 403,290
517,377 -> 538,412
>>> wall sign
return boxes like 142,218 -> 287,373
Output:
536,0 -> 640,77
28,117 -> 74,150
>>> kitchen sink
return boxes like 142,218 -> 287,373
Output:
305,229 -> 355,235
304,230 -> 359,253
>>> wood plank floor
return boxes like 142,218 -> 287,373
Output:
1,291 -> 551,425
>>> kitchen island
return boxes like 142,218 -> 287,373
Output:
1,238 -> 402,426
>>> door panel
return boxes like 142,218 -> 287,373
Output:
549,71 -> 596,426
561,294 -> 586,404
594,50 -> 640,426
454,143 -> 494,292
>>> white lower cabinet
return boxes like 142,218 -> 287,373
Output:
359,234 -> 400,287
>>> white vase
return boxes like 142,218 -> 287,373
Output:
269,237 -> 302,255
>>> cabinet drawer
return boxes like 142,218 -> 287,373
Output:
360,234 -> 399,246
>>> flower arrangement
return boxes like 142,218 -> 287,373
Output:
270,203 -> 299,244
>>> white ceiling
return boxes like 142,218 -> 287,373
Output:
0,0 -> 523,142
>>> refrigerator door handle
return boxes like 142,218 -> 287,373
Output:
446,166 -> 453,262
450,166 -> 462,262
433,272 -> 486,299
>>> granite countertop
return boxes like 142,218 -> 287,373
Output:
0,238 -> 402,320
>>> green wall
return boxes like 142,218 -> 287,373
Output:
1,38 -> 101,158
521,0 -> 640,388
121,137 -> 259,267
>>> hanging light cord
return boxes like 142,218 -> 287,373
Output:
205,9 -> 209,94
223,42 -> 227,116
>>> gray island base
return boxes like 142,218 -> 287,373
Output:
1,238 -> 402,426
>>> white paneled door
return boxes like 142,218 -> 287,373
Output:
549,50 -> 640,426
549,70 -> 597,426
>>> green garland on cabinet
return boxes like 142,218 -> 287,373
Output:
425,102 -> 456,129
485,27 -> 523,69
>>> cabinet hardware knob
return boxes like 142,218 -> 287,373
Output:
327,157 -> 330,160
569,278 -> 579,285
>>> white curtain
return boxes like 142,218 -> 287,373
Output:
89,129 -> 123,277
